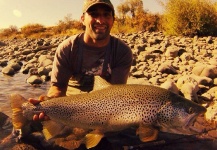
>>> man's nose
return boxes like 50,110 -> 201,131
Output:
95,14 -> 106,23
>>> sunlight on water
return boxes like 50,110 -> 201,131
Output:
0,70 -> 50,117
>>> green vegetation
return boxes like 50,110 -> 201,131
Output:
1,0 -> 217,39
160,0 -> 217,36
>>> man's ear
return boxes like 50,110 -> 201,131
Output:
81,15 -> 85,25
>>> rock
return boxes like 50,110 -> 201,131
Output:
7,63 -> 21,71
2,66 -> 15,76
26,75 -> 43,84
160,79 -> 179,94
176,75 -> 199,102
165,46 -> 179,58
192,65 -> 217,79
29,68 -> 39,75
0,60 -> 8,67
158,63 -> 178,74
205,101 -> 217,126
38,67 -> 50,76
21,63 -> 35,74
38,58 -> 53,67
22,49 -> 32,55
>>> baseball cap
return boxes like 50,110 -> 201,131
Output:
83,0 -> 114,14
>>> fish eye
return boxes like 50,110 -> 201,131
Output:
188,107 -> 194,114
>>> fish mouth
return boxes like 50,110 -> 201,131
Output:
182,113 -> 204,134
159,112 -> 204,135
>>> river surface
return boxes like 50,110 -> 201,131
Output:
0,67 -> 50,117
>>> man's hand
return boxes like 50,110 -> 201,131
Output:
28,98 -> 50,121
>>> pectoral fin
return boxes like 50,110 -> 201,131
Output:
84,130 -> 104,149
136,124 -> 158,142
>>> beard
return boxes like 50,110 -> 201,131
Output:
90,24 -> 111,40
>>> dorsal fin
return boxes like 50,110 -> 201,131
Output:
92,76 -> 111,91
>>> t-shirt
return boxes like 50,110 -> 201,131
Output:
50,33 -> 133,94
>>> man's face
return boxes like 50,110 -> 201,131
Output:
81,4 -> 114,41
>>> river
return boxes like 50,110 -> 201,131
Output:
0,68 -> 50,117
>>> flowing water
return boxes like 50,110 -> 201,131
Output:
0,68 -> 50,117
0,67 -> 50,149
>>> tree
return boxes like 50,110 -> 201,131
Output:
159,0 -> 217,36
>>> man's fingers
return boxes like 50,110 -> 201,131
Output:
33,114 -> 39,121
28,99 -> 50,121
28,98 -> 40,105
39,113 -> 45,120
39,113 -> 50,120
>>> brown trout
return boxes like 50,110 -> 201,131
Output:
10,76 -> 206,149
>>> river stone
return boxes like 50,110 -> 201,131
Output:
2,66 -> 15,75
26,75 -> 43,84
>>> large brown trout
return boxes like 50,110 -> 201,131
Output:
10,76 -> 206,149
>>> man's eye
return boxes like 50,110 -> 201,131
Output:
89,12 -> 99,18
88,12 -> 112,18
104,12 -> 112,18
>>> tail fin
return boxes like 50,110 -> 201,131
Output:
9,94 -> 29,130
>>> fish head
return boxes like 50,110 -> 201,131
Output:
156,93 -> 206,135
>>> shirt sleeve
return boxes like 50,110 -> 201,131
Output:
110,38 -> 133,84
50,37 -> 75,87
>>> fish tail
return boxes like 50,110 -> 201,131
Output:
9,94 -> 29,131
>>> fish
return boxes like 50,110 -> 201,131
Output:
10,76 -> 206,149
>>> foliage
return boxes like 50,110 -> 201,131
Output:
53,14 -> 83,34
21,23 -> 46,37
0,25 -> 19,38
115,0 -> 160,33
160,0 -> 217,36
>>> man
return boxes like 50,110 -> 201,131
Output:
30,0 -> 133,120
29,0 -> 133,149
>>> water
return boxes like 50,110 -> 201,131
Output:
0,68 -> 50,117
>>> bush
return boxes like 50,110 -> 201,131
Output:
0,25 -> 19,38
21,23 -> 46,36
52,14 -> 83,35
161,0 -> 217,36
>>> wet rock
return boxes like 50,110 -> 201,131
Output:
21,63 -> 35,74
38,67 -> 50,76
7,63 -> 21,71
26,75 -> 43,84
0,60 -> 8,67
2,66 -> 15,76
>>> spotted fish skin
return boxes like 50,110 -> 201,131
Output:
10,77 -> 206,149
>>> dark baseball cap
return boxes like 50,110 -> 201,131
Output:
83,0 -> 114,13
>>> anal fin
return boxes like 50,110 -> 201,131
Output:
84,130 -> 104,149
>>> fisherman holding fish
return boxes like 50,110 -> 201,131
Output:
29,0 -> 133,149
30,0 -> 132,120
